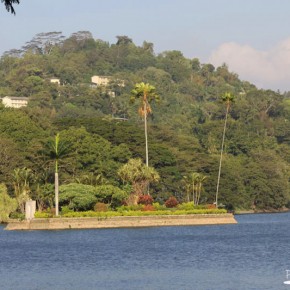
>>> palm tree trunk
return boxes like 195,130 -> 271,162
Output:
55,172 -> 59,216
144,102 -> 149,167
215,103 -> 230,208
192,181 -> 195,205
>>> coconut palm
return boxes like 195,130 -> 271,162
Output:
47,133 -> 71,216
215,92 -> 235,208
130,82 -> 159,167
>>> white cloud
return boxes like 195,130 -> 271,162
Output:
208,39 -> 290,92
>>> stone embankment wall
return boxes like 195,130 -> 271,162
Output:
5,214 -> 237,230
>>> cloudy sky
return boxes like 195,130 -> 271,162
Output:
1,0 -> 290,91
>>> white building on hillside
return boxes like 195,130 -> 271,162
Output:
1,96 -> 28,108
91,75 -> 111,86
50,78 -> 61,85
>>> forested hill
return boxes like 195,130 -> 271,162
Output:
1,31 -> 290,211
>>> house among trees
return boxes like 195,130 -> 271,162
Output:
50,78 -> 60,85
91,75 -> 125,87
91,75 -> 111,86
1,96 -> 28,108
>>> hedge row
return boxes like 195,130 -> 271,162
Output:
34,208 -> 227,218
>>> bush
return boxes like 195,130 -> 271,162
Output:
61,206 -> 74,214
152,202 -> 166,211
34,211 -> 53,218
205,204 -> 216,209
116,204 -> 144,212
62,208 -> 227,218
138,194 -> 154,205
141,204 -> 155,211
177,202 -> 195,210
9,211 -> 25,220
94,202 -> 109,212
165,196 -> 179,208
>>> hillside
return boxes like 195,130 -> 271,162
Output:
0,31 -> 289,211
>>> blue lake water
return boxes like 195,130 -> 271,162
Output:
1,213 -> 290,290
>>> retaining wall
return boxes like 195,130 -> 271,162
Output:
5,214 -> 237,230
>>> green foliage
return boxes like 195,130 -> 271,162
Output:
34,211 -> 53,218
152,202 -> 167,211
118,158 -> 160,195
94,185 -> 128,208
59,183 -> 97,211
0,32 -> 289,211
61,208 -> 227,217
9,211 -> 25,220
0,183 -> 18,222
61,205 -> 74,214
177,202 -> 195,210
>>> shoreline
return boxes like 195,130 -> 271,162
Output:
235,208 -> 290,215
5,213 -> 237,230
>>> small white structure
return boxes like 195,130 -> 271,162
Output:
2,96 -> 28,108
50,78 -> 61,85
91,75 -> 111,86
25,200 -> 36,220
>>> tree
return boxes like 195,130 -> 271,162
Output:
59,183 -> 97,211
215,92 -> 235,207
0,183 -> 17,222
12,167 -> 33,213
118,158 -> 160,204
2,0 -> 19,14
0,138 -> 24,184
130,82 -> 159,167
94,185 -> 128,208
195,174 -> 207,205
116,35 -> 133,46
46,133 -> 71,216
22,32 -> 65,55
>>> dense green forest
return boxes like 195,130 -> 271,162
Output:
1,30 -> 290,214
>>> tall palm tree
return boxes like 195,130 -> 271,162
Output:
131,82 -> 159,167
215,92 -> 235,208
47,133 -> 70,216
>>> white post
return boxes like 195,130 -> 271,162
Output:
25,200 -> 36,220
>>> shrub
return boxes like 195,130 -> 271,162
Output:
177,202 -> 195,210
165,196 -> 179,208
205,204 -> 216,209
152,202 -> 166,211
138,194 -> 154,205
94,202 -> 109,212
116,204 -> 144,212
62,208 -> 227,218
9,211 -> 25,220
141,204 -> 155,211
34,211 -> 53,218
61,206 -> 74,214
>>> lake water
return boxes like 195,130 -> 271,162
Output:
1,212 -> 290,290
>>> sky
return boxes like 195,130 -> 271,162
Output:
1,0 -> 290,91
